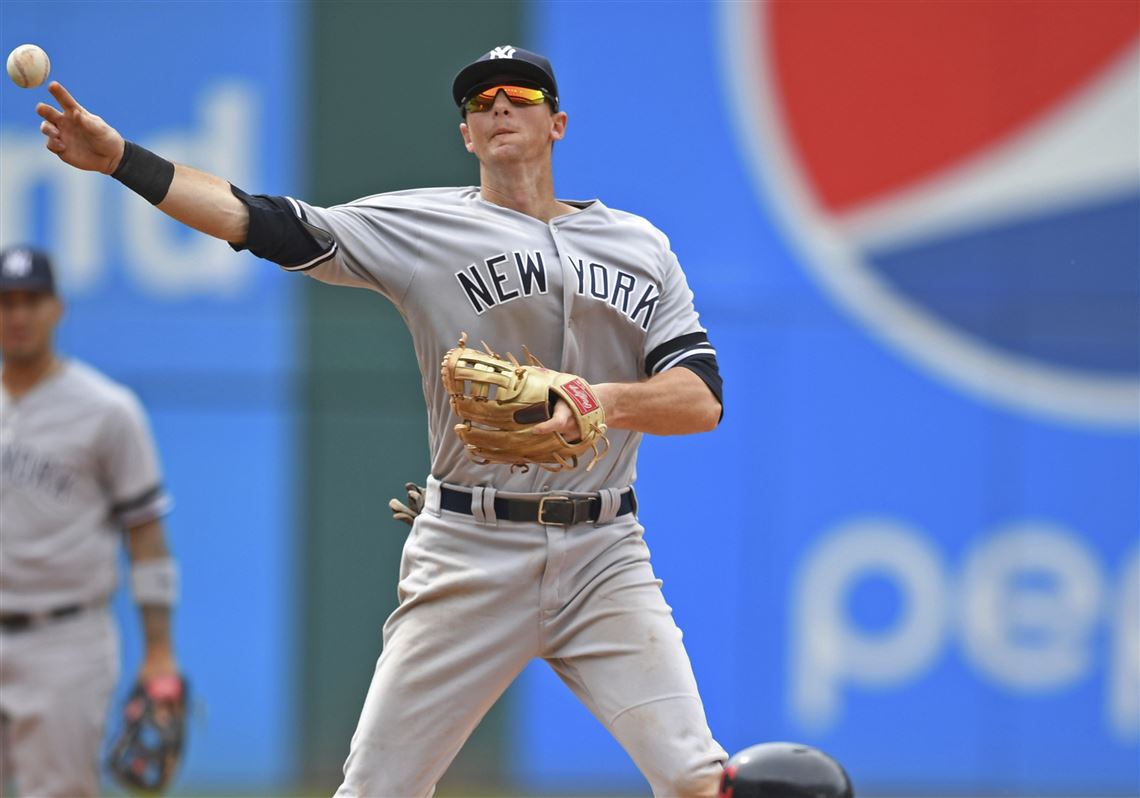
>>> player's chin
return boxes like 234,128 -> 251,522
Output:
483,142 -> 543,164
483,139 -> 520,156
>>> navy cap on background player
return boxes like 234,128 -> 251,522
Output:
452,45 -> 559,110
0,246 -> 56,294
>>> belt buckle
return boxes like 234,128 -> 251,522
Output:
537,495 -> 574,526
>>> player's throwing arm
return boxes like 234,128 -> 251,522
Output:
36,82 -> 248,242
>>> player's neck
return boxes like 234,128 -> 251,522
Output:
1,351 -> 61,399
479,164 -> 573,222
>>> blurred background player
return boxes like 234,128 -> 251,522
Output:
0,245 -> 182,797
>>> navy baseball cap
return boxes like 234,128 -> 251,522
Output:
0,246 -> 56,294
452,45 -> 559,110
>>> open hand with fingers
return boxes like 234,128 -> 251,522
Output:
36,81 -> 125,174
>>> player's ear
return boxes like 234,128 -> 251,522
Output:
550,111 -> 567,143
459,121 -> 475,153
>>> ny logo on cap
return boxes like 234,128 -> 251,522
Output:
488,45 -> 517,60
1,249 -> 33,278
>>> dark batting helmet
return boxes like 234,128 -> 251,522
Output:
718,742 -> 854,798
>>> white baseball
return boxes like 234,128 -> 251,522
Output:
6,44 -> 51,89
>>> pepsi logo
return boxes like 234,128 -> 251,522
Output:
720,1 -> 1139,426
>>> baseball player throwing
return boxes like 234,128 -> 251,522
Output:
34,45 -> 727,796
0,246 -> 184,796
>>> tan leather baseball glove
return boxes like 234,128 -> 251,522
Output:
441,334 -> 609,472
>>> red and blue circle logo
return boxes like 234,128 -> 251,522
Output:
722,1 -> 1139,426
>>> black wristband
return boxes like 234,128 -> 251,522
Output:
111,141 -> 175,205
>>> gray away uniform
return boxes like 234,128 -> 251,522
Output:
0,361 -> 171,798
263,186 -> 727,797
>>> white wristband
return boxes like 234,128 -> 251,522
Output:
130,558 -> 180,606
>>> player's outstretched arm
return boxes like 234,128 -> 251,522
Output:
36,81 -> 249,244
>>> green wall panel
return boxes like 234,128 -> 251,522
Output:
300,1 -> 525,790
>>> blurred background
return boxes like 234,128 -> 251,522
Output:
1,0 -> 1137,795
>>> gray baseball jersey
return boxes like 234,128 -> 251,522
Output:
284,186 -> 715,492
0,359 -> 172,611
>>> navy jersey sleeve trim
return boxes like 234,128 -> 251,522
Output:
112,483 -> 173,526
645,331 -> 714,375
645,332 -> 724,420
227,186 -> 337,270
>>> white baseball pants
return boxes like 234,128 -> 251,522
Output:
0,607 -> 118,798
335,481 -> 726,798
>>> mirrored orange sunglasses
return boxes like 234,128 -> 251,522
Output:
462,84 -> 555,115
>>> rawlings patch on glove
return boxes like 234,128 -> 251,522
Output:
441,334 -> 609,472
106,674 -> 188,794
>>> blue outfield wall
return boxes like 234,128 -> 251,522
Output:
0,1 -> 302,790
518,1 -> 1139,795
